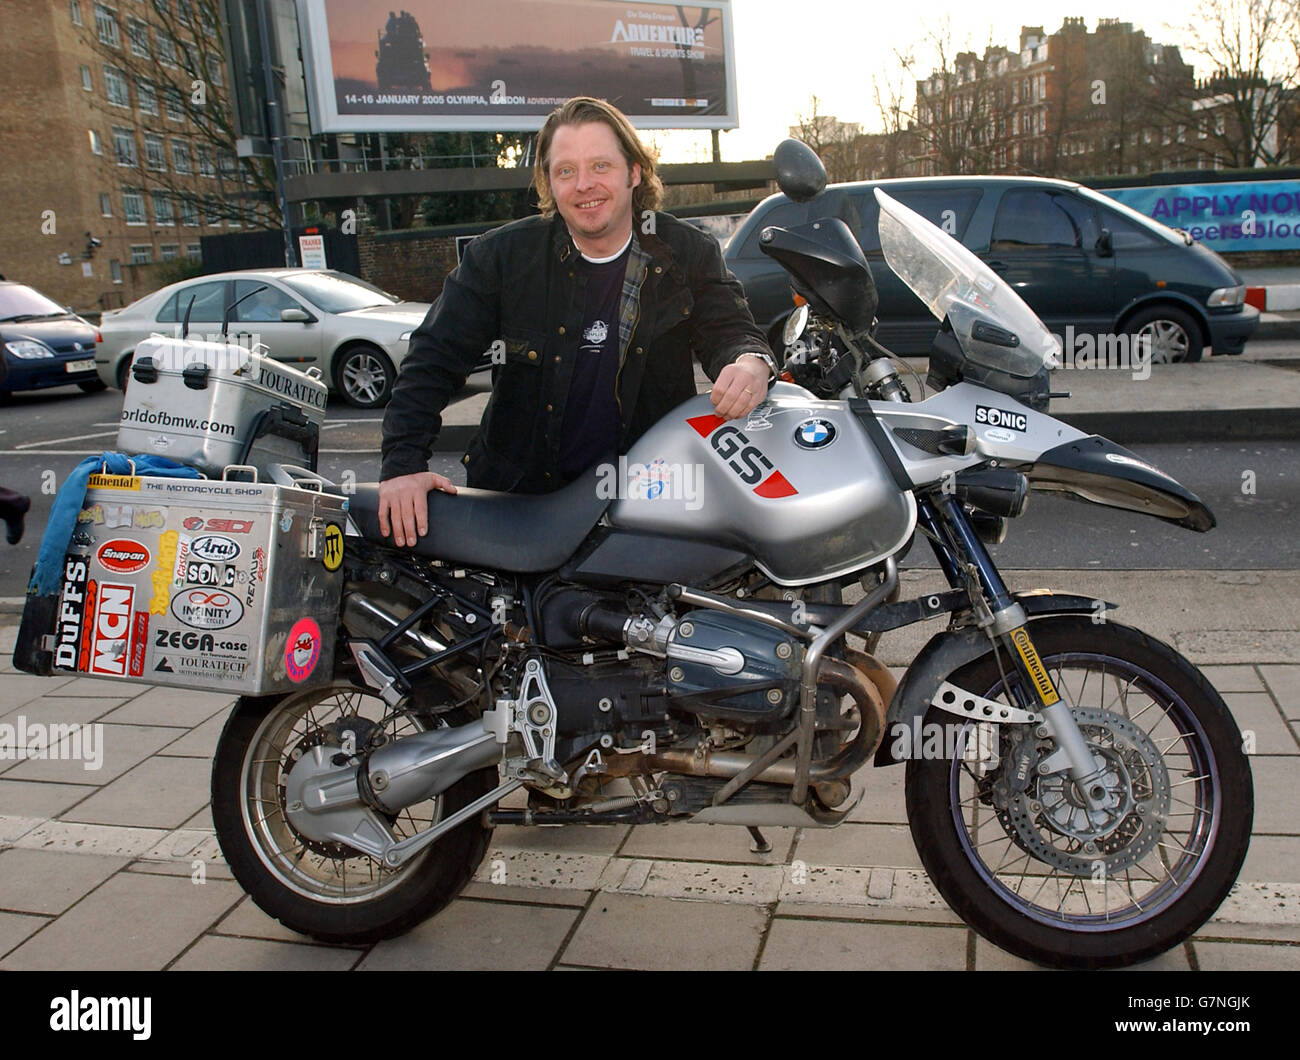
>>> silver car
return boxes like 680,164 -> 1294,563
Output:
95,269 -> 433,408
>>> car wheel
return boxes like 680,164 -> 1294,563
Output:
78,379 -> 108,393
116,353 -> 134,393
333,344 -> 396,408
1125,305 -> 1204,364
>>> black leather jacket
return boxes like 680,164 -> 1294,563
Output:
380,211 -> 772,493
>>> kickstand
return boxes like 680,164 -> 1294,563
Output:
747,826 -> 772,854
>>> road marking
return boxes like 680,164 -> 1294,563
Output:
0,450 -> 100,456
14,430 -> 119,449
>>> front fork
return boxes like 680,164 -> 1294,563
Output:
917,494 -> 1111,813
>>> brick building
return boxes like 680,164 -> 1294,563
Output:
0,1 -> 258,314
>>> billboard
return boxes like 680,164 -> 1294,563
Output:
1102,182 -> 1300,253
296,0 -> 737,133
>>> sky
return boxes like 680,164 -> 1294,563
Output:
643,0 -> 1248,163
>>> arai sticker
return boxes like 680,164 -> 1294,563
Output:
285,617 -> 321,683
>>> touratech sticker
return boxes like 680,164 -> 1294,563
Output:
322,524 -> 344,572
974,406 -> 1028,432
1009,627 -> 1060,706
171,587 -> 244,630
86,474 -> 141,491
686,414 -> 798,498
54,557 -> 90,672
88,583 -> 137,677
285,617 -> 322,683
96,539 -> 151,575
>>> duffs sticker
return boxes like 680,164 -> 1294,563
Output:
54,556 -> 90,672
96,538 -> 151,575
285,617 -> 321,683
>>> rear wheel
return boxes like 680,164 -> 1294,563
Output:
116,353 -> 134,393
905,617 -> 1252,968
211,680 -> 495,944
78,379 -> 108,393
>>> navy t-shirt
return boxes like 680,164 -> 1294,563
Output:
559,243 -> 630,480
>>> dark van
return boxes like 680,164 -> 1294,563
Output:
725,176 -> 1259,363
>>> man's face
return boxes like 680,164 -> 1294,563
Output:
547,121 -> 641,248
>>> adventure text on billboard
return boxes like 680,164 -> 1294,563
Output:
296,0 -> 737,132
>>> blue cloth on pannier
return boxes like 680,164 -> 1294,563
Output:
28,452 -> 202,597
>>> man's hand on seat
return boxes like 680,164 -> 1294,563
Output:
377,472 -> 458,547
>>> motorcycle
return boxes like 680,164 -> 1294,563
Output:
206,140 -> 1252,968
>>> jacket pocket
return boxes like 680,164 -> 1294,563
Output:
463,432 -> 526,493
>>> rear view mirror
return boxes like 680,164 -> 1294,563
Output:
773,139 -> 827,203
1096,228 -> 1113,258
281,308 -> 312,323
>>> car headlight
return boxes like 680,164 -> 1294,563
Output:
1207,285 -> 1245,307
4,340 -> 55,359
399,331 -> 413,342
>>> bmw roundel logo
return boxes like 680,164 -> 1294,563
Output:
794,418 -> 836,450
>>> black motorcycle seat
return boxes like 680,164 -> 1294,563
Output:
348,466 -> 610,572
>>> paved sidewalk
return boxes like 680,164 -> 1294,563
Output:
0,569 -> 1296,971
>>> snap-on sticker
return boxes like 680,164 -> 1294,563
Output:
285,617 -> 321,683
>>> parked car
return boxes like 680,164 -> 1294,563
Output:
726,175 -> 1260,363
0,281 -> 104,400
95,269 -> 436,408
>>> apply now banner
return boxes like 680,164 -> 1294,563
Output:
1101,181 -> 1300,252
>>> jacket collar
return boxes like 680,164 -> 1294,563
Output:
551,212 -> 678,273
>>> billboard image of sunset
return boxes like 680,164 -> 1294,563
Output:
301,0 -> 735,131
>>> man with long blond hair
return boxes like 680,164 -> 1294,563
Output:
378,96 -> 775,547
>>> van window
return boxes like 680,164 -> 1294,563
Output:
156,280 -> 227,323
991,189 -> 1081,248
1097,210 -> 1164,249
849,188 -> 982,250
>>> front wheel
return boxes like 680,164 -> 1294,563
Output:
211,681 -> 496,944
905,616 -> 1252,968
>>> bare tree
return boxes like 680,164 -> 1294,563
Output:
792,96 -> 870,182
81,0 -> 276,229
870,62 -> 917,177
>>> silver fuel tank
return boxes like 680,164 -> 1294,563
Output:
607,384 -> 916,586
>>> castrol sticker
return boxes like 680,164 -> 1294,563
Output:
285,617 -> 321,683
96,539 -> 151,575
171,587 -> 244,630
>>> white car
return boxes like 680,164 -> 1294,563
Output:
95,269 -> 434,408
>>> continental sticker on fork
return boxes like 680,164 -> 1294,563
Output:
1009,627 -> 1059,706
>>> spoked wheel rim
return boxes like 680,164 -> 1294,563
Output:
948,653 -> 1220,931
239,683 -> 442,904
1137,320 -> 1190,364
341,352 -> 390,404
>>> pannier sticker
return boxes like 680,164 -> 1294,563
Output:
171,534 -> 193,591
974,405 -> 1028,432
285,617 -> 321,683
128,611 -> 149,677
190,534 -> 241,562
80,580 -> 98,672
151,530 -> 179,615
322,524 -> 344,571
54,556 -> 90,672
280,510 -> 294,534
171,587 -> 244,630
86,474 -> 141,491
96,538 -> 151,575
89,583 -> 136,677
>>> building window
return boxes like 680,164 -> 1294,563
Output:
160,244 -> 179,261
156,30 -> 178,65
202,195 -> 222,225
164,85 -> 184,122
176,0 -> 192,25
80,65 -> 93,91
186,243 -> 201,260
205,53 -> 225,88
171,140 -> 191,173
137,80 -> 157,115
153,191 -> 175,225
127,17 -> 150,58
144,133 -> 166,171
111,126 -> 137,166
104,65 -> 130,107
71,0 -> 83,26
89,129 -> 102,154
110,259 -> 122,284
179,197 -> 199,226
130,244 -> 152,265
122,187 -> 146,224
197,144 -> 214,177
219,151 -> 237,180
100,192 -> 112,216
93,3 -> 120,48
